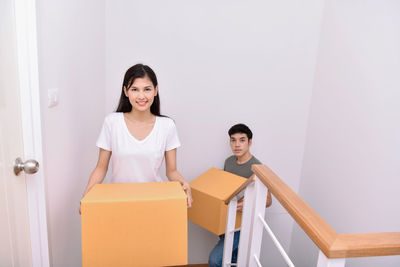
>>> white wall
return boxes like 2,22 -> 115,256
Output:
105,0 -> 324,264
289,0 -> 400,266
37,1 -> 400,266
36,0 -> 105,266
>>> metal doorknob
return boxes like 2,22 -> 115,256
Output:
14,157 -> 39,176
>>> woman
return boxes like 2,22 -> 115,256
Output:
81,63 -> 192,208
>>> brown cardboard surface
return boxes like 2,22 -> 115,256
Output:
188,168 -> 247,235
81,182 -> 187,267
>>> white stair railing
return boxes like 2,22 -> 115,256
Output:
223,176 -> 300,267
222,164 -> 400,267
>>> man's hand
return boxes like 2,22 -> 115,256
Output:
266,190 -> 272,208
236,191 -> 272,212
236,198 -> 244,212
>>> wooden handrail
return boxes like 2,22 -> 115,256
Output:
224,174 -> 255,205
252,164 -> 400,259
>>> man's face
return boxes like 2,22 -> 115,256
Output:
230,133 -> 252,158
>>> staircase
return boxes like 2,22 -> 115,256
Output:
222,164 -> 400,267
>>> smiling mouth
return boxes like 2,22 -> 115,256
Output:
136,101 -> 147,106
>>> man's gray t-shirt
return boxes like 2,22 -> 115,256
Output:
223,155 -> 261,179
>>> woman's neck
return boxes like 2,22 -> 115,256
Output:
125,110 -> 154,122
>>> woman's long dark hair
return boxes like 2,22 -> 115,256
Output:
116,64 -> 163,116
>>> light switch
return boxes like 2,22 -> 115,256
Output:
48,88 -> 59,108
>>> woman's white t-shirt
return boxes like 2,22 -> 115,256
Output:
96,113 -> 181,183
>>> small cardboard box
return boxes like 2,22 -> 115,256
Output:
81,182 -> 187,267
188,168 -> 247,235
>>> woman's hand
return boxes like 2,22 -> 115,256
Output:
181,181 -> 193,208
165,149 -> 193,208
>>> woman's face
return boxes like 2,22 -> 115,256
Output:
124,76 -> 158,113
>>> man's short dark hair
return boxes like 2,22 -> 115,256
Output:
228,123 -> 253,140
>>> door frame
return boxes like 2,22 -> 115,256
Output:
14,0 -> 50,266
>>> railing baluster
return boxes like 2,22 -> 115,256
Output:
258,214 -> 295,267
253,254 -> 263,267
223,197 -> 238,266
316,251 -> 345,267
237,181 -> 256,267
248,176 -> 268,267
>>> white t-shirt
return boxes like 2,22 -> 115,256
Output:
96,113 -> 181,183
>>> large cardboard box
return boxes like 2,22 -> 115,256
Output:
188,168 -> 247,235
81,181 -> 187,267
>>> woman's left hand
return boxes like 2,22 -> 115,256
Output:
181,181 -> 193,208
164,149 -> 193,208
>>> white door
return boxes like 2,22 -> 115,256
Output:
0,0 -> 49,266
0,0 -> 33,265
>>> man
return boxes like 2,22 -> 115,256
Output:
208,123 -> 272,267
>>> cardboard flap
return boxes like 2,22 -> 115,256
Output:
189,168 -> 247,201
82,181 -> 186,203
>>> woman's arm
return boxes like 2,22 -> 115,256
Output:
80,149 -> 111,214
165,148 -> 193,208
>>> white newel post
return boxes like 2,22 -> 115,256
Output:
247,177 -> 268,267
237,180 -> 256,267
223,197 -> 238,266
316,250 -> 346,267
